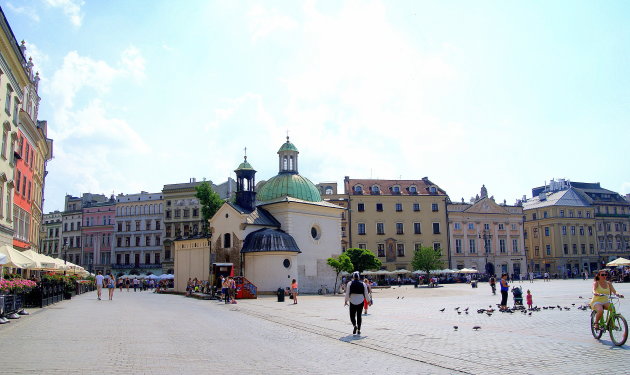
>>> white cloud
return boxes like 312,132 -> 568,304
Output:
247,4 -> 298,41
6,2 -> 40,22
44,0 -> 84,27
42,49 -> 149,206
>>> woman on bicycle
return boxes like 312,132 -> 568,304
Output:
591,270 -> 624,330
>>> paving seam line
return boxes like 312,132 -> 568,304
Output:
234,305 -> 530,375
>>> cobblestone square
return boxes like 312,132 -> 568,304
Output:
1,279 -> 628,374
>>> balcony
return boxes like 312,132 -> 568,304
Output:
111,263 -> 162,269
595,213 -> 630,218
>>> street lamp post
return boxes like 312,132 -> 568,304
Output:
480,229 -> 493,275
63,241 -> 68,276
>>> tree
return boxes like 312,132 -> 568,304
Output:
195,181 -> 224,235
411,246 -> 444,283
344,248 -> 382,272
327,253 -> 354,294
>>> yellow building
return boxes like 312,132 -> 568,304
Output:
344,177 -> 449,271
317,182 -> 350,251
523,184 -> 598,276
448,186 -> 525,276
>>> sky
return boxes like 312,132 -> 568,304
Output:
2,0 -> 629,212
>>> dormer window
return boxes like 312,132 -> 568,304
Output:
354,185 -> 363,194
371,185 -> 380,194
409,186 -> 417,194
392,186 -> 401,194
429,186 -> 437,194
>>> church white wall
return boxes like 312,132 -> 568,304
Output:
243,252 -> 298,292
263,202 -> 342,293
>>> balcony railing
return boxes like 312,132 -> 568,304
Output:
111,263 -> 162,269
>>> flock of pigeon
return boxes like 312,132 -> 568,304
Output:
442,300 -> 591,331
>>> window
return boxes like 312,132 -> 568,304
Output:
192,208 -> 199,217
469,239 -> 476,253
357,203 -> 365,212
586,211 -> 591,218
409,186 -> 417,194
165,210 -> 171,219
174,209 -> 181,218
560,210 -> 564,217
455,239 -> 462,253
468,223 -> 474,230
354,185 -> 363,194
135,237 -> 141,246
377,244 -> 385,257
371,185 -> 380,194
532,213 -> 537,220
358,243 -> 366,249
429,186 -> 437,193
570,226 -> 576,235
396,243 -> 405,257
145,235 -> 151,246
499,239 -> 506,253
484,239 -> 492,253
1,130 -> 6,159
579,226 -> 584,236
431,203 -> 439,212
562,226 -> 567,235
512,239 -> 518,252
484,223 -> 490,230
498,224 -> 505,230
224,233 -> 231,248
589,244 -> 594,254
155,252 -> 160,264
183,209 -> 190,218
395,203 -> 402,212
544,227 -> 550,236
5,85 -> 12,114
432,222 -> 440,234
581,244 -> 586,254
413,203 -> 420,211
535,246 -> 540,256
569,210 -> 574,218
376,203 -> 383,212
126,221 -> 131,231
16,171 -> 21,192
376,222 -> 385,235
414,222 -> 421,234
543,211 -> 548,218
454,223 -> 461,230
156,220 -> 161,230
433,243 -> 441,252
135,220 -> 141,231
392,186 -> 400,194
396,222 -> 404,235
357,223 -> 366,235
578,211 -> 582,218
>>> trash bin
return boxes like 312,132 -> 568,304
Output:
277,288 -> 285,302
471,280 -> 478,288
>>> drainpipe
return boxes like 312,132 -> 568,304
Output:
444,196 -> 452,269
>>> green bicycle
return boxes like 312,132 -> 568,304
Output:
590,295 -> 628,346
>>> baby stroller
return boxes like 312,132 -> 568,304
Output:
512,286 -> 523,306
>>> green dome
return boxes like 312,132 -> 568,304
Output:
257,173 -> 322,202
278,140 -> 298,152
235,160 -> 255,171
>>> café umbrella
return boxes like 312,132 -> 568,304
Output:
606,257 -> 630,267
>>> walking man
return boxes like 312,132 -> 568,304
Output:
344,272 -> 371,335
95,271 -> 104,300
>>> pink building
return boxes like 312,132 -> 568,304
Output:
82,197 -> 116,274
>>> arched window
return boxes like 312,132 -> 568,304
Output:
325,186 -> 333,195
409,186 -> 417,194
283,156 -> 288,170
148,205 -> 152,214
289,156 -> 294,170
371,185 -> 380,194
224,233 -> 231,248
354,185 -> 363,193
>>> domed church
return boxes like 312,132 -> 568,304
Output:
209,137 -> 343,293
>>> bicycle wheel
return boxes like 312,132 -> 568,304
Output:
591,311 -> 604,339
609,314 -> 628,346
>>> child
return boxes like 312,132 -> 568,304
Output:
526,290 -> 533,309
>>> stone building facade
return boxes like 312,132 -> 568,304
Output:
447,185 -> 526,275
344,176 -> 449,271
40,210 -> 62,257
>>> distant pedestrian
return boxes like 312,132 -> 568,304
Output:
345,272 -> 371,335
125,278 -> 130,292
95,271 -> 104,300
291,279 -> 298,304
133,278 -> 139,292
544,272 -> 550,282
106,273 -> 115,300
526,289 -> 533,309
363,278 -> 372,315
489,275 -> 496,295
529,272 -> 534,283
118,278 -> 123,292
499,273 -> 509,311
222,277 -> 229,304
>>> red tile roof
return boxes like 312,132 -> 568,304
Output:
343,177 -> 447,196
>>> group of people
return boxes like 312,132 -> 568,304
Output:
185,278 -> 210,296
220,276 -> 237,304
343,272 -> 373,335
116,277 -> 156,292
95,271 -> 116,300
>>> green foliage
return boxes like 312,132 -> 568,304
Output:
327,253 -> 354,295
344,248 -> 382,272
195,181 -> 225,235
411,246 -> 444,278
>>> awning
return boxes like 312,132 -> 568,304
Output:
22,250 -> 58,271
0,245 -> 36,269
606,257 -> 630,267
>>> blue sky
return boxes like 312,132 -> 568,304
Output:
3,0 -> 629,212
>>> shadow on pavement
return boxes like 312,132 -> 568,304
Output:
339,334 -> 366,342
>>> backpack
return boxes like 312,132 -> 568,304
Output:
349,280 -> 364,295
